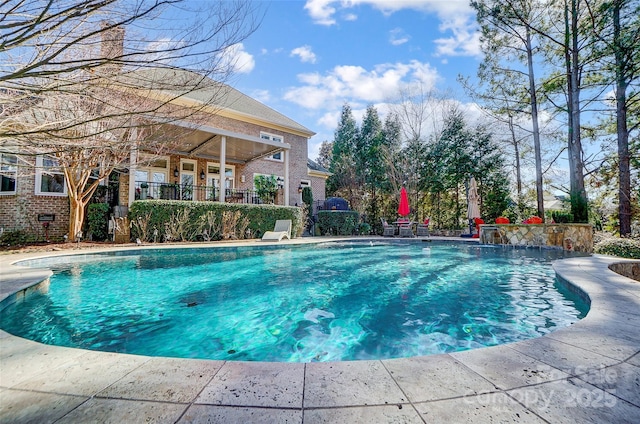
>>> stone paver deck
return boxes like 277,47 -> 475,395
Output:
1,238 -> 638,423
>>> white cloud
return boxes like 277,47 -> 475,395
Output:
434,17 -> 482,57
303,0 -> 479,57
389,28 -> 410,46
304,0 -> 472,24
304,0 -> 337,26
219,43 -> 255,74
284,60 -> 440,110
291,45 -> 317,64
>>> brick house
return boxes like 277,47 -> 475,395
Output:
0,75 -> 328,241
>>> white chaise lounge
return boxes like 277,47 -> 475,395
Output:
261,219 -> 292,242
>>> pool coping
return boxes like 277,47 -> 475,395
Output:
1,237 -> 639,423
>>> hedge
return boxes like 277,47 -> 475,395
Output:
129,200 -> 303,242
317,210 -> 359,235
594,236 -> 640,259
87,203 -> 111,241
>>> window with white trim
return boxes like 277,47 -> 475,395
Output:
134,155 -> 169,199
35,155 -> 67,196
207,163 -> 235,190
0,153 -> 17,194
260,132 -> 284,162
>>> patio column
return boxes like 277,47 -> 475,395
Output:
128,140 -> 138,206
284,149 -> 289,205
219,135 -> 226,203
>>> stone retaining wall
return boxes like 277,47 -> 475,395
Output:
479,223 -> 593,253
609,262 -> 640,281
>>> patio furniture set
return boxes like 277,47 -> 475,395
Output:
381,218 -> 430,238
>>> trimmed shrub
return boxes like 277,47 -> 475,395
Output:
357,222 -> 371,235
594,236 -> 640,259
128,200 -> 303,242
0,229 -> 39,246
87,203 -> 111,241
317,210 -> 359,235
552,211 -> 574,223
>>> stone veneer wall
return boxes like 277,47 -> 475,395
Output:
609,262 -> 640,282
479,223 -> 593,253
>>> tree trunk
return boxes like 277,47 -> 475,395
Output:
508,115 -> 523,197
565,0 -> 588,223
68,195 -> 88,242
526,26 -> 545,220
613,1 -> 631,236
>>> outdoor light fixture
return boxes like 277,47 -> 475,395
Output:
200,170 -> 205,180
173,166 -> 179,177
276,176 -> 284,189
298,184 -> 303,193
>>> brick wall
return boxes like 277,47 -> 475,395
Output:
204,115 -> 310,206
310,176 -> 327,204
2,110 -> 313,239
0,157 -> 69,241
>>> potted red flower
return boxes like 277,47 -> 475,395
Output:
523,216 -> 543,224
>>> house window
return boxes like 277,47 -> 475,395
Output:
0,153 -> 17,194
35,155 -> 67,196
260,132 -> 284,162
135,155 -> 169,199
207,163 -> 235,190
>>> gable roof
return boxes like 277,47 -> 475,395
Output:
307,158 -> 331,178
119,68 -> 314,137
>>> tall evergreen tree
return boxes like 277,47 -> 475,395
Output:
315,140 -> 334,171
327,104 -> 360,206
472,0 -> 546,219
592,0 -> 640,235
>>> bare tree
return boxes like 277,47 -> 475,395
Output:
1,0 -> 261,240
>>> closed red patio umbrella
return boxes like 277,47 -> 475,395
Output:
398,186 -> 410,217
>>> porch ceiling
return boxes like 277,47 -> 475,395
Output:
172,125 -> 291,164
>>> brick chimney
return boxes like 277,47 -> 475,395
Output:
100,22 -> 125,66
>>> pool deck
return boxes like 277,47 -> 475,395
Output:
0,237 -> 639,423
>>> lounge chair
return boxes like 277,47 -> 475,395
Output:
262,219 -> 292,241
381,219 -> 395,237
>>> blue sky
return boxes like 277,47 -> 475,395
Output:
222,0 -> 481,160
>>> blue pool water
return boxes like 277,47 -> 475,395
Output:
1,241 -> 589,362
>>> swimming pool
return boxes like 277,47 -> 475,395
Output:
0,241 -> 589,362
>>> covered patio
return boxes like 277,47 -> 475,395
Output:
127,121 -> 292,206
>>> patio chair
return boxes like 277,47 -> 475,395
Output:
262,219 -> 292,242
381,219 -> 395,237
399,224 -> 414,238
417,218 -> 430,237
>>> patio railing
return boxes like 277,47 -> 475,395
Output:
135,181 -> 269,204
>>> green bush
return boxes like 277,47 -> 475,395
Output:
254,175 -> 278,204
0,229 -> 39,246
594,236 -> 640,259
87,203 -> 111,241
317,210 -> 359,235
552,211 -> 574,223
357,222 -> 371,235
129,200 -> 303,242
